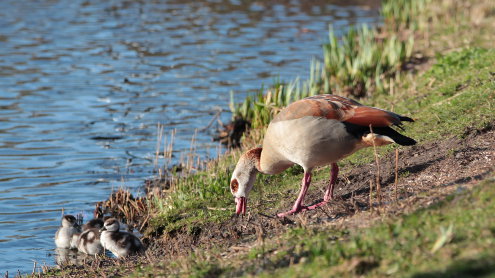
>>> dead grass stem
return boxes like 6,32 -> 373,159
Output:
369,125 -> 382,207
395,149 -> 399,203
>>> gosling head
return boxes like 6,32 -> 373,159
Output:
61,215 -> 78,228
100,218 -> 120,232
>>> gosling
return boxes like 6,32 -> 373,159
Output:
77,228 -> 104,255
55,215 -> 81,249
70,217 -> 106,249
100,218 -> 145,258
73,217 -> 108,254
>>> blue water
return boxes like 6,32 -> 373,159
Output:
0,0 -> 380,274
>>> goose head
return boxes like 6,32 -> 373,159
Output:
230,148 -> 261,215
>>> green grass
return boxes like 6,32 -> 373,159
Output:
136,175 -> 495,278
378,47 -> 495,141
147,160 -> 234,236
257,177 -> 495,277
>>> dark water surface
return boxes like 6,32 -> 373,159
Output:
0,0 -> 380,273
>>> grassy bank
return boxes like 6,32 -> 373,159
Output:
43,0 -> 495,277
147,0 -> 495,239
146,0 -> 433,238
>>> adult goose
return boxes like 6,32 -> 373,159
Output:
230,94 -> 416,217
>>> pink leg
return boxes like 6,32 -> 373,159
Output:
277,172 -> 311,217
325,163 -> 339,201
307,163 -> 339,210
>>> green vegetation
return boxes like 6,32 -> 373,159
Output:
323,25 -> 414,97
135,176 -> 495,278
260,178 -> 495,277
230,0 -> 430,128
148,159 -> 234,235
381,0 -> 430,31
141,43 -> 495,278
394,48 -> 495,141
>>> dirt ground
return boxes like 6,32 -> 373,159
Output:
49,123 -> 495,277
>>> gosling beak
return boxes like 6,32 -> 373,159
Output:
99,227 -> 107,232
235,197 -> 247,215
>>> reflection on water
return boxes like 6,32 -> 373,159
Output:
0,0 -> 380,274
54,248 -> 85,268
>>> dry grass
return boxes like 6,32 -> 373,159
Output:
94,188 -> 150,232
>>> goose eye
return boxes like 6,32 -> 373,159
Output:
230,179 -> 239,194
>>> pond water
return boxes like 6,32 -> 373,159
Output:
0,0 -> 380,274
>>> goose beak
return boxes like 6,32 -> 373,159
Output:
235,197 -> 247,215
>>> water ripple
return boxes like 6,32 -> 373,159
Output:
0,0 -> 380,274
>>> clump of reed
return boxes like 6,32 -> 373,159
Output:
323,24 -> 414,98
229,0 -> 430,131
381,0 -> 431,31
95,188 -> 150,232
230,64 -> 322,129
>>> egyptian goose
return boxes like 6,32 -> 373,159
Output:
230,94 -> 416,217
55,215 -> 81,249
100,218 -> 145,258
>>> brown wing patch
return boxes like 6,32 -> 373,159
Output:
344,106 -> 401,127
272,97 -> 353,122
271,94 -> 405,128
